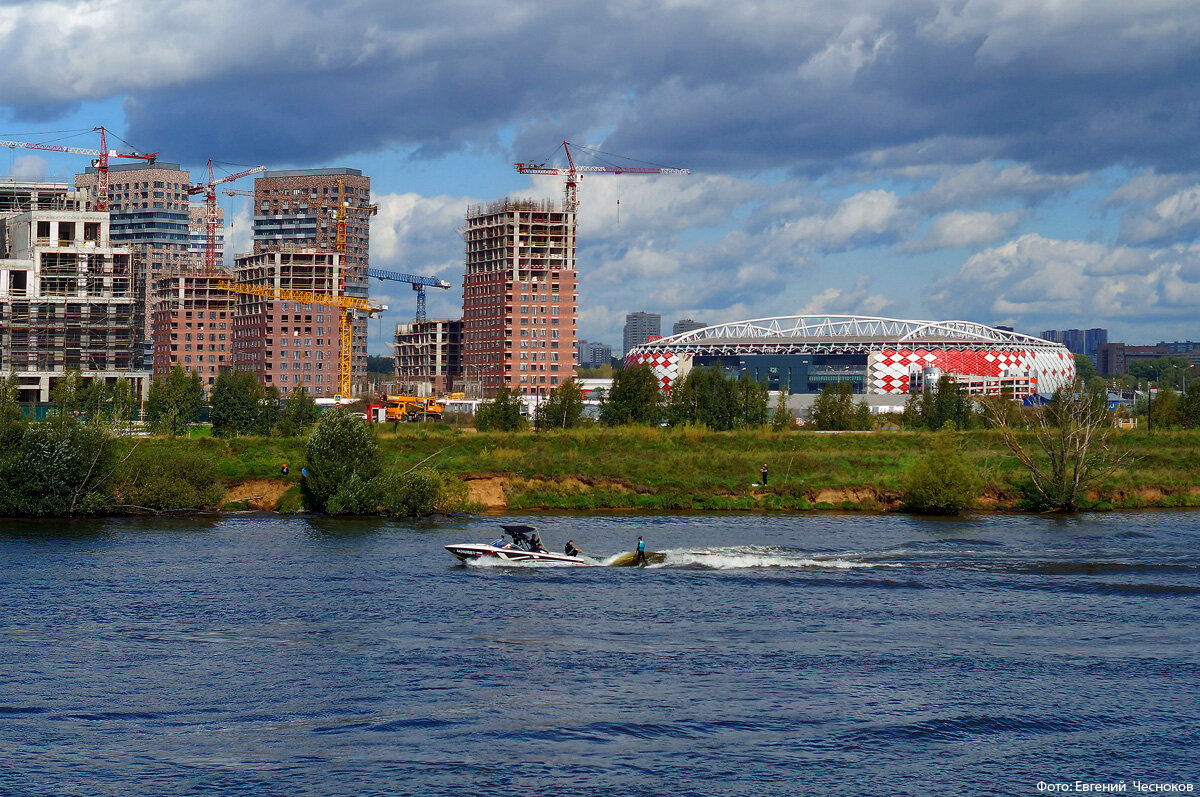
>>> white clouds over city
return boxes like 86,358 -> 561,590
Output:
3,0 -> 1200,345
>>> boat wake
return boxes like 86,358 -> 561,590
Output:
604,545 -> 891,570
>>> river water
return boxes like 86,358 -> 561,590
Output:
1,511 -> 1197,796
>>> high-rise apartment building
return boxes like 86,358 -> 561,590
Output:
623,311 -> 661,355
462,199 -> 578,395
575,339 -> 612,368
76,162 -> 195,278
672,318 -> 706,336
251,168 -> 372,390
77,162 -> 213,373
1040,328 -> 1107,363
229,249 -> 346,396
0,182 -> 147,402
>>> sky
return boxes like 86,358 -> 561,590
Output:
4,0 -> 1200,354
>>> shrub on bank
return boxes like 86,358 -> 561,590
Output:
111,445 -> 225,510
0,419 -> 115,516
902,426 -> 981,515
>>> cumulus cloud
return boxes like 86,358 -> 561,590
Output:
930,233 -> 1200,335
799,275 -> 899,316
899,209 -> 1022,252
0,1 -> 1197,175
1118,184 -> 1200,245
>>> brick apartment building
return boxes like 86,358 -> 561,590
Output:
229,249 -> 346,396
251,169 -> 373,390
461,198 -> 578,395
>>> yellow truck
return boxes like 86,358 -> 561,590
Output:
384,395 -> 445,422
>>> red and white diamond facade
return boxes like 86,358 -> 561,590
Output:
624,315 -> 1074,395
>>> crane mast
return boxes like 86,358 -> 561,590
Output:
187,161 -> 266,273
215,280 -> 385,399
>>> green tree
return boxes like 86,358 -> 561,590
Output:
1129,356 -> 1190,388
256,385 -> 283,436
475,386 -> 524,431
809,381 -> 866,430
77,377 -> 110,425
278,385 -> 319,437
599,364 -> 662,426
1150,386 -> 1179,429
770,386 -> 793,431
145,366 -> 203,436
209,370 -> 265,438
1073,353 -> 1097,383
666,367 -> 736,429
1180,382 -> 1200,429
535,378 -> 585,429
983,380 -> 1125,511
921,376 -> 975,431
49,369 -> 84,423
0,372 -> 24,444
303,407 -> 381,512
736,372 -> 770,428
0,419 -> 115,516
902,424 -> 981,515
109,378 -> 138,434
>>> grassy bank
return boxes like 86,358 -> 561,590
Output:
118,425 -> 1200,513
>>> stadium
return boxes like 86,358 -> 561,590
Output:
624,315 -> 1075,397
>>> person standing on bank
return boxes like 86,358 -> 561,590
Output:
634,536 -> 648,567
760,463 -> 768,486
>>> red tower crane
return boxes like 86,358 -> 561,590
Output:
515,141 -> 689,213
187,160 -> 266,273
0,126 -> 158,211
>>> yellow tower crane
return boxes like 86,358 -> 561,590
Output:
215,280 -> 385,399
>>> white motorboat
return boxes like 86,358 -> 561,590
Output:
446,524 -> 585,564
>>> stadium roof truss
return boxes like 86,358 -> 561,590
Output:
635,315 -> 1059,357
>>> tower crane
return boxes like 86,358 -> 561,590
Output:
188,161 -> 266,273
0,126 -> 158,211
364,268 -> 451,322
515,141 -> 688,213
215,280 -> 385,399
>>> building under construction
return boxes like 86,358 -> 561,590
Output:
251,168 -> 373,391
149,272 -> 235,385
0,181 -> 148,402
462,198 -> 578,395
393,319 -> 463,396
229,248 -> 346,396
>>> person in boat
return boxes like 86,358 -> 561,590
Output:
564,539 -> 580,557
634,536 -> 647,566
529,531 -> 547,553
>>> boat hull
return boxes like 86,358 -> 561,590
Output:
445,544 -> 584,564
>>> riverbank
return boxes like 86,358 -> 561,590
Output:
119,426 -> 1200,514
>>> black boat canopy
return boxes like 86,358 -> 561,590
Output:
500,525 -> 538,544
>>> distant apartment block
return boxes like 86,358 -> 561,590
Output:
1040,328 -> 1107,363
1097,342 -> 1168,376
1157,341 -> 1200,365
623,312 -> 660,355
0,181 -> 147,402
229,249 -> 346,396
672,318 -> 706,336
462,198 -> 578,395
393,319 -> 464,395
575,339 -> 612,368
252,168 -> 373,389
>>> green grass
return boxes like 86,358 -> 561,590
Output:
117,425 -> 1200,513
